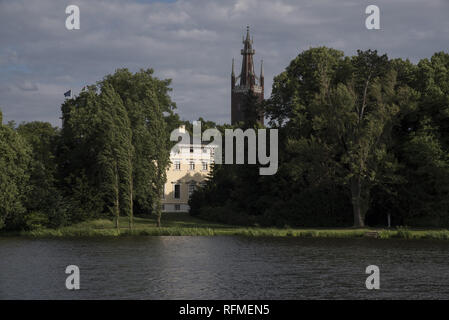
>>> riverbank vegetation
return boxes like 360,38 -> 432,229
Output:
1,69 -> 181,232
190,48 -> 449,229
1,48 -> 449,233
2,213 -> 448,240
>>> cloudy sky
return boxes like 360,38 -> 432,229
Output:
1,0 -> 448,126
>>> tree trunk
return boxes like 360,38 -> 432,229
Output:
351,176 -> 365,228
128,158 -> 133,231
128,191 -> 133,231
156,201 -> 161,228
114,163 -> 120,233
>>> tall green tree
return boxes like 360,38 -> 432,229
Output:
58,86 -> 106,222
59,69 -> 173,226
390,53 -> 449,226
310,51 -> 398,227
97,83 -> 134,231
101,69 -> 172,227
0,110 -> 31,230
17,122 -> 65,228
268,48 -> 416,227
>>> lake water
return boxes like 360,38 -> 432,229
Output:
0,236 -> 448,299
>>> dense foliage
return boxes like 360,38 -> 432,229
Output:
190,48 -> 449,228
0,111 -> 32,230
1,49 -> 449,231
0,69 -> 177,231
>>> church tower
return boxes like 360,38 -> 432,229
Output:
231,26 -> 264,125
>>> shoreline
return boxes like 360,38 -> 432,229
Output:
3,227 -> 449,240
1,213 -> 448,240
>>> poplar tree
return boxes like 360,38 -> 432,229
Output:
97,84 -> 134,231
59,69 -> 172,226
101,69 -> 171,227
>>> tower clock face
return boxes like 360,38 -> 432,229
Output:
1,0 -> 449,304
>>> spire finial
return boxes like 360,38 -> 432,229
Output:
246,25 -> 250,41
260,59 -> 264,78
232,58 -> 235,76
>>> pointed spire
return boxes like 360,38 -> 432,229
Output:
240,26 -> 255,87
231,26 -> 264,126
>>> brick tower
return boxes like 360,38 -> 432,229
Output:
231,26 -> 264,125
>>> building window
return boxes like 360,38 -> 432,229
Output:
174,184 -> 181,199
189,162 -> 195,171
202,162 -> 208,171
174,161 -> 181,170
175,204 -> 180,211
190,146 -> 194,153
161,204 -> 165,211
188,183 -> 196,197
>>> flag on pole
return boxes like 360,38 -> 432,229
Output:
64,90 -> 72,98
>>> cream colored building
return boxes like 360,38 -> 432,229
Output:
162,130 -> 218,212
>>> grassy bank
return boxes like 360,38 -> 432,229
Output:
2,212 -> 449,240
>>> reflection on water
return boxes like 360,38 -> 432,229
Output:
0,236 -> 448,299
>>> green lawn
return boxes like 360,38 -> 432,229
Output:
7,212 -> 449,239
76,213 -> 232,229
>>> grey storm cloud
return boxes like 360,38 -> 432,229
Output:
0,0 -> 448,126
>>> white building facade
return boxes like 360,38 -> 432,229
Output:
161,137 -> 218,212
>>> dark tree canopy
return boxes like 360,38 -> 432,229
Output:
190,48 -> 449,228
1,52 -> 449,232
